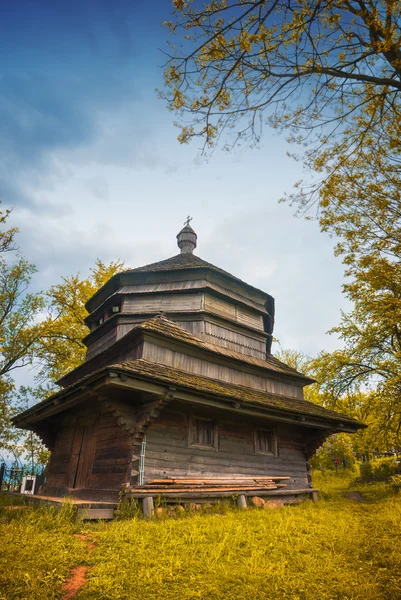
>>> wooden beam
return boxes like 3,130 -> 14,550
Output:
237,495 -> 247,509
126,488 -> 319,499
142,496 -> 154,519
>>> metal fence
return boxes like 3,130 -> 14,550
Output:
0,463 -> 45,493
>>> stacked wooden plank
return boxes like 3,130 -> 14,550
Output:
128,476 -> 289,496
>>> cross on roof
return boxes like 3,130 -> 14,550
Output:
184,215 -> 193,227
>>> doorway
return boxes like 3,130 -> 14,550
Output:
67,414 -> 99,489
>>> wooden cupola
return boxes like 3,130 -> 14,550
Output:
82,224 -> 275,366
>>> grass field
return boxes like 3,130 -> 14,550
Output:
1,472 -> 400,600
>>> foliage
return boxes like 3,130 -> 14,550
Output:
163,0 -> 401,160
0,205 -> 45,381
0,204 -> 46,456
163,3 -> 401,457
275,347 -> 399,455
2,477 -> 401,600
0,205 -> 123,461
310,433 -> 356,472
358,457 -> 400,482
35,259 -> 124,385
390,473 -> 401,486
311,256 -> 401,452
0,378 -> 19,459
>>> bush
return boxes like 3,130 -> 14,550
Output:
390,474 -> 401,487
358,458 -> 400,482
359,461 -> 373,480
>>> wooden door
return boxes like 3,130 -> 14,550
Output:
67,415 -> 99,489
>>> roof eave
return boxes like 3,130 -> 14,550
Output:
13,364 -> 363,433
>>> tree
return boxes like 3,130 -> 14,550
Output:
11,387 -> 51,470
163,0 -> 401,159
0,377 -> 19,458
35,259 -> 124,385
311,255 -> 401,452
0,204 -> 47,459
0,205 -> 45,381
275,345 -> 398,455
310,433 -> 356,472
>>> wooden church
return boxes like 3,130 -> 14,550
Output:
13,224 -> 362,509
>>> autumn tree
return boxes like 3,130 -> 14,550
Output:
0,377 -> 20,458
0,205 -> 45,382
35,259 -> 124,385
0,204 -> 46,460
275,346 -> 398,454
311,256 -> 401,452
163,1 -> 401,153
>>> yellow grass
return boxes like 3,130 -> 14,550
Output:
1,473 -> 400,599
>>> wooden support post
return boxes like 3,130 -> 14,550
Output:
311,491 -> 318,503
142,496 -> 154,519
237,494 -> 247,510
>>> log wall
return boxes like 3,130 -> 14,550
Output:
143,405 -> 309,490
42,404 -> 133,495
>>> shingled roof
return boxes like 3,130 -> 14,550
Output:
125,253 -> 267,296
14,357 -> 361,429
108,360 -> 361,426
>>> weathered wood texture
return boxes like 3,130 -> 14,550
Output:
123,293 -> 203,316
86,328 -> 117,361
142,343 -> 304,399
143,406 -> 309,490
88,315 -> 268,362
87,285 -> 267,361
175,319 -> 267,359
118,279 -> 267,314
204,293 -> 264,331
43,404 -> 134,494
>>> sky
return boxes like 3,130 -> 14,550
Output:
1,0 -> 350,372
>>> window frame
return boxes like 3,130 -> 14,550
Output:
188,415 -> 219,452
253,427 -> 278,456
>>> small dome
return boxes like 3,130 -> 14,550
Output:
177,223 -> 197,254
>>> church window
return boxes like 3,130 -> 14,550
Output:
188,415 -> 218,450
254,428 -> 277,455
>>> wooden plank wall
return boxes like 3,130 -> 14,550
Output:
123,293 -> 203,315
144,406 -> 309,490
177,319 -> 266,359
43,405 -> 133,493
44,422 -> 76,489
86,327 -> 117,361
143,342 -> 304,399
88,412 -> 132,490
204,293 -> 264,331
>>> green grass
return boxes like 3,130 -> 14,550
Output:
0,497 -> 87,600
1,473 -> 401,600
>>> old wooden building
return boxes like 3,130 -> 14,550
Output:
14,224 -> 362,507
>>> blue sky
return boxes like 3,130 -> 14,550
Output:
1,0 -> 348,361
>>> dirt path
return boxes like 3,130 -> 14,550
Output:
61,566 -> 90,600
61,534 -> 94,599
343,491 -> 370,503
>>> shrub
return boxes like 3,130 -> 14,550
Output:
358,458 -> 400,482
390,474 -> 401,487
